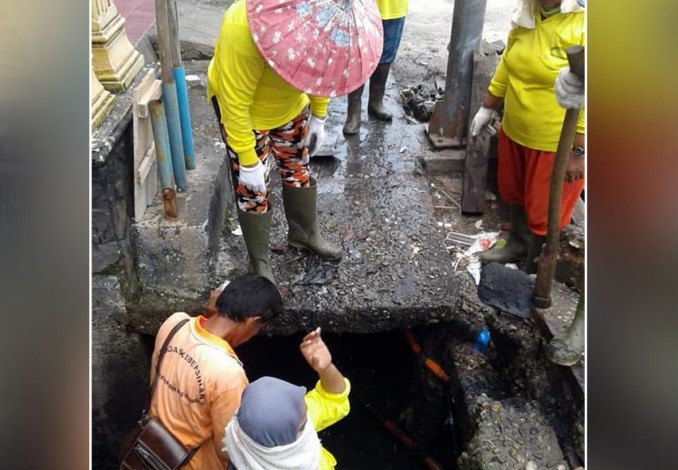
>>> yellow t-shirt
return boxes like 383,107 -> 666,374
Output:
488,9 -> 585,151
375,0 -> 409,20
206,0 -> 330,166
305,379 -> 351,470
149,313 -> 248,470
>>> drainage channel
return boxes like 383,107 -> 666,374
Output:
95,316 -> 582,469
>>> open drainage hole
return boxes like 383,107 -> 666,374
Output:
237,329 -> 460,469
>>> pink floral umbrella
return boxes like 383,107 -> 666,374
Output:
246,0 -> 384,97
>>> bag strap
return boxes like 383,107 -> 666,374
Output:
144,318 -> 190,414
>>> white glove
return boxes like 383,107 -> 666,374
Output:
469,106 -> 495,138
239,159 -> 267,193
303,115 -> 326,158
555,68 -> 585,109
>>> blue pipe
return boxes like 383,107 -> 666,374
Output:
148,99 -> 175,191
162,81 -> 187,191
173,66 -> 196,170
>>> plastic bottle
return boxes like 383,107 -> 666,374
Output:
473,328 -> 491,353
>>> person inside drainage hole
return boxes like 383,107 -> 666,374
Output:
224,327 -> 350,470
207,0 -> 385,286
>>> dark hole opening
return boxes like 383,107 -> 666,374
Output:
236,329 -> 460,469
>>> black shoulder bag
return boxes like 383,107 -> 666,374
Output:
119,318 -> 200,470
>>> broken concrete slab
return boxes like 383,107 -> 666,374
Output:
127,60 -> 461,335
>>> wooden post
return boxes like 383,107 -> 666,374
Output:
91,0 -> 145,92
461,42 -> 500,214
533,46 -> 585,308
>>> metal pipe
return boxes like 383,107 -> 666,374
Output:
162,82 -> 188,191
149,99 -> 178,218
155,0 -> 187,190
533,46 -> 585,308
167,0 -> 196,170
427,0 -> 487,148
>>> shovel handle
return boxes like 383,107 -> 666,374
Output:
567,45 -> 585,80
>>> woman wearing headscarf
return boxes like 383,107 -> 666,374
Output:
342,0 -> 409,134
223,328 -> 350,469
470,0 -> 585,273
208,0 -> 383,285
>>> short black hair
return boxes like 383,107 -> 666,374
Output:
216,274 -> 283,323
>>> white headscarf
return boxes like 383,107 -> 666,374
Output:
224,412 -> 321,470
511,0 -> 585,29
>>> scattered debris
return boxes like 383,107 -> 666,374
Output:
400,83 -> 440,122
185,74 -> 201,81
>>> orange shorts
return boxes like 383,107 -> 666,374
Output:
498,128 -> 584,236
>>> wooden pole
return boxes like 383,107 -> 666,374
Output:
533,46 -> 585,308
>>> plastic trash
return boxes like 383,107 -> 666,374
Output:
473,328 -> 491,353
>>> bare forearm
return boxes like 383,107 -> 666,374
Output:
481,92 -> 504,110
573,132 -> 585,149
317,363 -> 345,394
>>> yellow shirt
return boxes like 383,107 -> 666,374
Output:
206,0 -> 330,166
305,379 -> 351,470
149,313 -> 248,470
376,0 -> 409,20
488,9 -> 585,152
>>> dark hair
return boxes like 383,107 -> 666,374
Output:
216,274 -> 283,323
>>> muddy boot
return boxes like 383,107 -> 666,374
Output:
547,292 -> 585,366
282,178 -> 343,260
524,234 -> 546,274
237,209 -> 276,285
343,85 -> 364,135
479,205 -> 529,264
367,64 -> 392,121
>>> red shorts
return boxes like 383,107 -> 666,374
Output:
498,128 -> 584,236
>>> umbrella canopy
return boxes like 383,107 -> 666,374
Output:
247,0 -> 384,97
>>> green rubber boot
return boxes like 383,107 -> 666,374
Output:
547,292 -> 585,366
367,64 -> 393,121
524,234 -> 547,274
237,208 -> 276,285
343,85 -> 364,135
282,178 -> 343,260
479,205 -> 529,263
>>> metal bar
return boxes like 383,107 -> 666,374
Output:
427,0 -> 487,148
533,46 -> 585,308
149,99 -> 178,218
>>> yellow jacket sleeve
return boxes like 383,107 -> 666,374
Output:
305,379 -> 351,433
212,23 -> 266,167
309,96 -> 330,118
488,29 -> 517,99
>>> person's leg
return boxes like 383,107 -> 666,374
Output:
368,17 -> 405,120
479,128 -> 530,263
343,84 -> 364,135
212,97 -> 276,284
523,148 -> 585,273
270,112 -> 343,260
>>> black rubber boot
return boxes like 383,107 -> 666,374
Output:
367,64 -> 392,121
282,178 -> 343,260
524,234 -> 546,274
237,209 -> 276,285
479,205 -> 529,264
343,85 -> 364,135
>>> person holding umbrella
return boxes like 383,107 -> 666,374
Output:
208,0 -> 383,285
343,0 -> 409,135
469,0 -> 585,273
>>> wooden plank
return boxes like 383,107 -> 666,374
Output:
133,69 -> 160,221
461,42 -> 500,214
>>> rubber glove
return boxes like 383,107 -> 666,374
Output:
303,115 -> 326,158
239,159 -> 267,193
555,68 -> 584,109
469,106 -> 495,137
